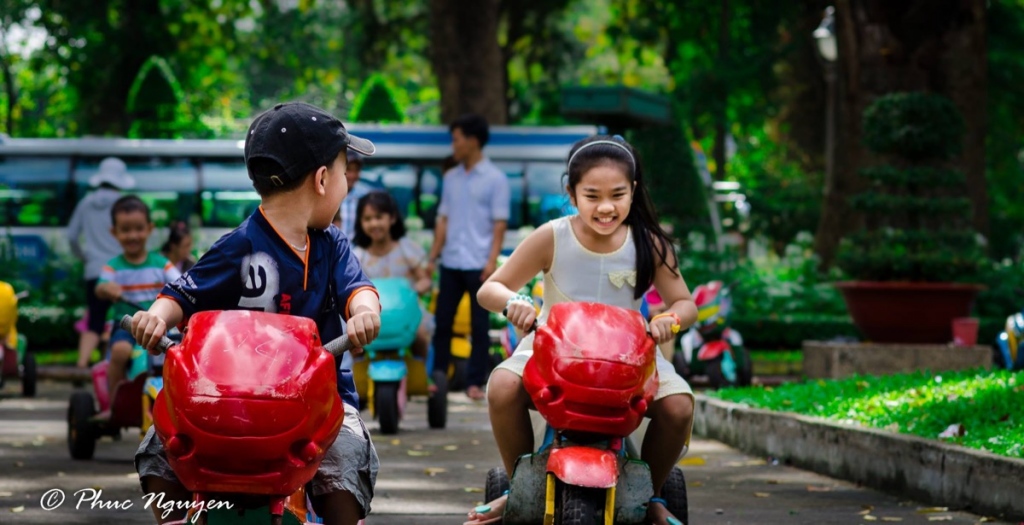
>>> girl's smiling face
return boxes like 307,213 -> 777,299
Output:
359,204 -> 395,243
568,163 -> 634,235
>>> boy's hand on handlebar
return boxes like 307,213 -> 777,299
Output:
346,310 -> 381,355
505,301 -> 537,333
132,311 -> 168,355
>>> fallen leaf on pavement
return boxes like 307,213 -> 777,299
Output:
424,468 -> 446,476
390,439 -> 401,446
765,480 -> 779,485
407,450 -> 431,456
864,515 -> 878,521
444,445 -> 459,451
464,487 -> 484,493
807,485 -> 833,492
927,517 -> 953,522
917,507 -> 949,513
11,506 -> 25,513
678,457 -> 705,466
859,507 -> 874,515
690,481 -> 704,488
880,518 -> 902,522
464,464 -> 475,469
754,492 -> 770,498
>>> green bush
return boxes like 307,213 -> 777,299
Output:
862,92 -> 964,160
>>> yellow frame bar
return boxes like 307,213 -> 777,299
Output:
544,474 -> 556,525
604,485 -> 616,525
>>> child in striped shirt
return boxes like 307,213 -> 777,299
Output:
95,195 -> 181,397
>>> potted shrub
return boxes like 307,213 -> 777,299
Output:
835,92 -> 986,344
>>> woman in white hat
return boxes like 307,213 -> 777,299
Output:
66,157 -> 136,371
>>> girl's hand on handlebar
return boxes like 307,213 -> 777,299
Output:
649,312 -> 681,345
132,311 -> 168,355
506,300 -> 537,334
346,310 -> 381,355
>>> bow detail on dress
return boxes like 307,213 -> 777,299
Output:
608,270 -> 637,288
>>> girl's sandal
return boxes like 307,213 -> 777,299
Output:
649,497 -> 683,525
463,490 -> 507,525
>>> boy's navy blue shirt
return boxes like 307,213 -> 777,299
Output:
160,208 -> 375,408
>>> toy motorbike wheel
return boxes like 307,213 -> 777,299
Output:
21,351 -> 37,398
485,467 -> 509,504
737,351 -> 753,387
427,369 -> 448,429
661,466 -> 689,524
376,381 -> 401,435
672,352 -> 691,379
707,356 -> 738,389
68,391 -> 97,460
560,484 -> 605,524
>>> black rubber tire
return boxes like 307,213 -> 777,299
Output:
375,381 -> 400,435
705,356 -> 728,389
661,466 -> 689,525
21,351 -> 37,398
484,467 -> 510,506
672,351 -> 690,379
427,369 -> 448,429
737,349 -> 753,387
557,483 -> 605,525
68,391 -> 97,460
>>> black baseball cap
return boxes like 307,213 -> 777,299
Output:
244,102 -> 376,186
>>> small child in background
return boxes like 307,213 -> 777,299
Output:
352,191 -> 434,356
94,195 -> 181,398
160,220 -> 196,273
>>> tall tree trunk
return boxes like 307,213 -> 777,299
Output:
429,0 -> 508,125
813,0 -> 988,267
1,52 -> 14,135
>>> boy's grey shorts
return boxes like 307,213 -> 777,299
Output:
135,402 -> 379,518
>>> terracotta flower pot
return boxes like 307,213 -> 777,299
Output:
835,281 -> 984,344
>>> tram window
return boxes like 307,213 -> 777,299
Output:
495,162 -> 526,229
199,160 -> 260,228
526,162 -> 575,226
418,165 -> 443,229
74,157 -> 198,228
0,156 -> 72,226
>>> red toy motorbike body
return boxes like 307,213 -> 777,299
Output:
522,302 -> 657,488
152,310 -> 344,497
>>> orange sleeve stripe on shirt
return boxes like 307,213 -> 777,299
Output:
344,286 -> 380,319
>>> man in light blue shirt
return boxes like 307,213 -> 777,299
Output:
427,114 -> 510,401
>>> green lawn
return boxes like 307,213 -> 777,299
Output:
33,349 -> 100,366
710,368 -> 1024,458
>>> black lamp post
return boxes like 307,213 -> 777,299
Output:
814,6 -> 838,193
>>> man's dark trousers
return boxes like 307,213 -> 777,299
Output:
432,266 -> 492,390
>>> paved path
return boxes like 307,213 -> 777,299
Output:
0,380 -> 1008,524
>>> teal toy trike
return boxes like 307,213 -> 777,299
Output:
352,277 -> 433,434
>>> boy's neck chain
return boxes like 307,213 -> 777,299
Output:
291,242 -> 308,252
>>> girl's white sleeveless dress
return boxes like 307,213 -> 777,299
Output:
490,216 -> 692,401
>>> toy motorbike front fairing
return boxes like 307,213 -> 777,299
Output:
523,301 -> 658,438
153,310 -> 344,496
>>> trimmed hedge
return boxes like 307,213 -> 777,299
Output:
732,314 -> 860,350
17,305 -> 82,351
734,314 -> 1004,351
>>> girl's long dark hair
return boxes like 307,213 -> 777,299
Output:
352,190 -> 407,248
566,135 -> 678,299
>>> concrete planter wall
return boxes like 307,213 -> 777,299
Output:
693,395 -> 1024,521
